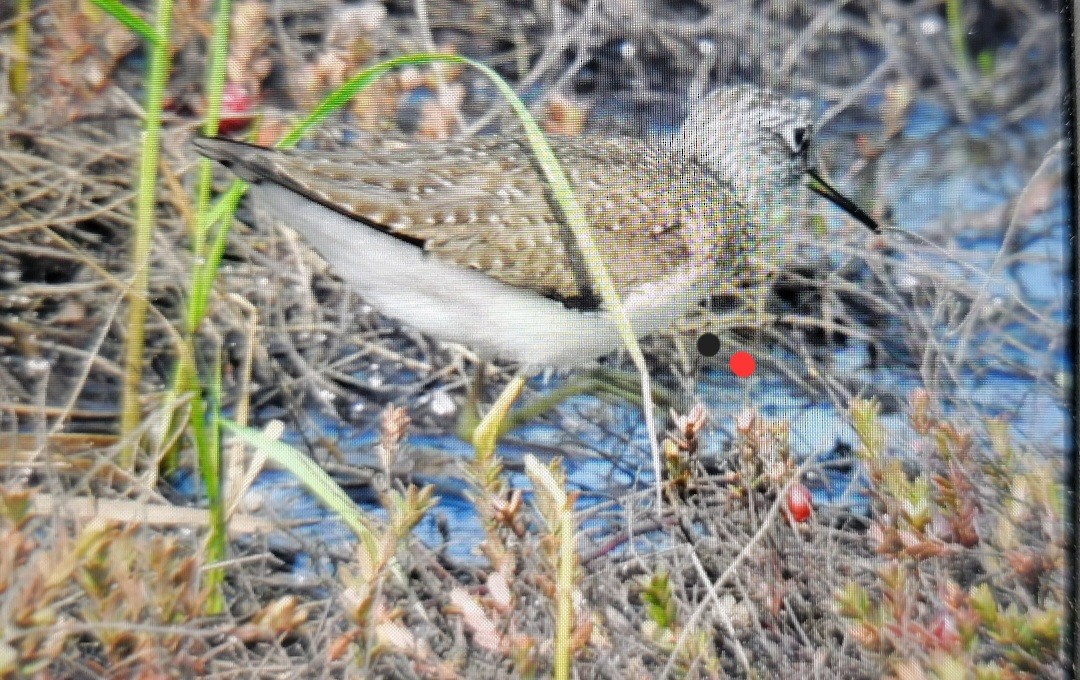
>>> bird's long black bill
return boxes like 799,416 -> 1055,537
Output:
806,168 -> 880,233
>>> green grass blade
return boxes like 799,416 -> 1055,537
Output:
192,0 -> 232,259
222,421 -> 380,560
88,0 -> 161,45
188,185 -> 242,331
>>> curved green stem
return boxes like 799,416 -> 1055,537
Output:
118,0 -> 174,467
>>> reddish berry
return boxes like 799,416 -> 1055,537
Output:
217,82 -> 256,134
929,612 -> 961,650
785,483 -> 813,523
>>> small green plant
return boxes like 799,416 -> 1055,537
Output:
448,379 -> 595,679
335,406 -> 438,668
227,408 -> 438,670
641,570 -> 678,632
838,395 -> 1064,677
662,404 -> 707,496
0,486 -> 213,676
525,455 -> 586,680
449,376 -> 541,677
639,569 -> 721,677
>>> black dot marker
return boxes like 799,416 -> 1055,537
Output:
696,332 -> 721,357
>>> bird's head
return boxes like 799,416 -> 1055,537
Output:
678,85 -> 878,234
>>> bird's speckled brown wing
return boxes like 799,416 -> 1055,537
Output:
194,135 -> 757,306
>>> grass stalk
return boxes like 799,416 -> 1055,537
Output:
174,0 -> 233,609
193,0 -> 232,257
524,455 -> 578,680
197,347 -> 226,612
945,0 -> 972,75
10,0 -> 31,98
116,0 -> 173,468
160,0 -> 232,476
554,488 -> 575,680
470,374 -> 527,465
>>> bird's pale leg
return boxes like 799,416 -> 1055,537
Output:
457,366 -> 676,441
589,367 -> 677,406
497,375 -> 602,434
455,362 -> 488,441
456,363 -> 592,441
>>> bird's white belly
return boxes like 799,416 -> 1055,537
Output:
254,185 -> 703,368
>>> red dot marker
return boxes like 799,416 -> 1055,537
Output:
729,351 -> 756,378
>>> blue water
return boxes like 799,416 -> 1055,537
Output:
232,95 -> 1070,572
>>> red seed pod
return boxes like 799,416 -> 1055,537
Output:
928,612 -> 961,651
785,483 -> 813,523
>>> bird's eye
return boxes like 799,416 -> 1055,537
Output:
791,126 -> 807,151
